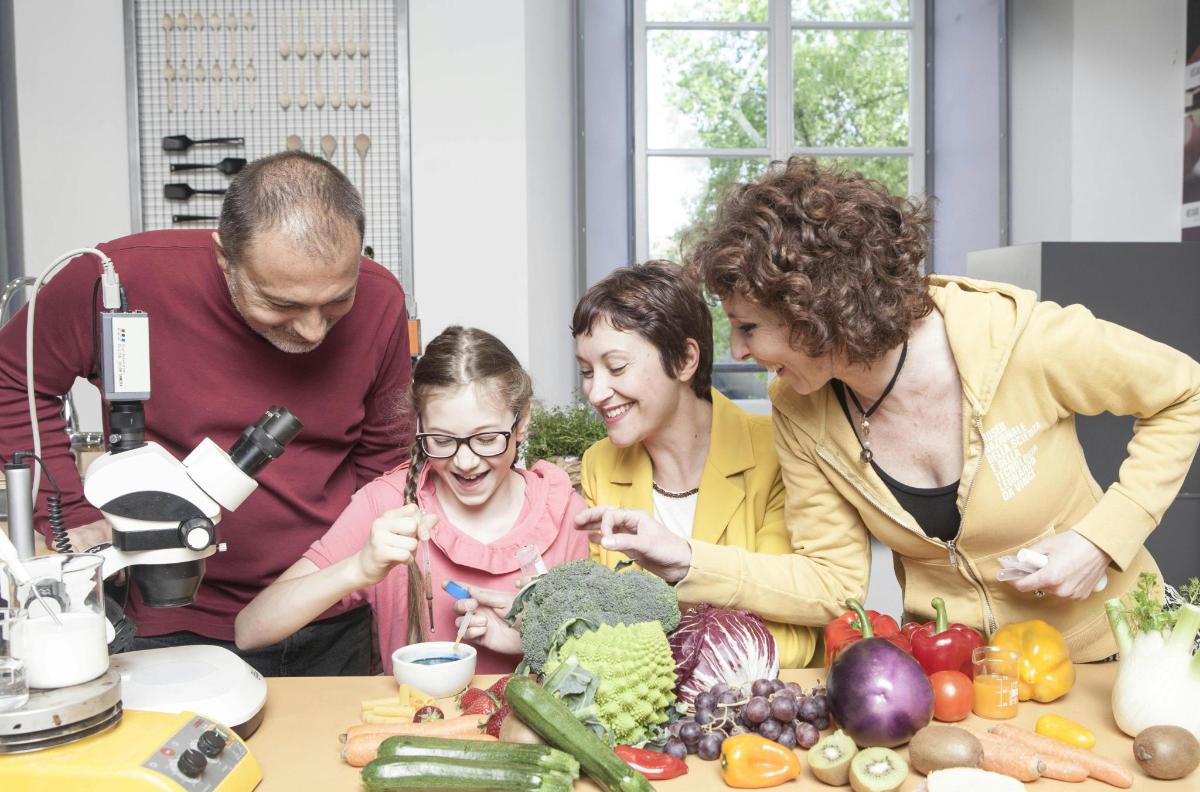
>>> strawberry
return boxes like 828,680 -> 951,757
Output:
483,703 -> 511,738
486,675 -> 513,700
413,705 -> 444,723
458,687 -> 500,716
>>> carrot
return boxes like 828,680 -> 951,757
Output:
1038,753 -> 1089,783
972,730 -> 1044,782
990,723 -> 1133,788
343,714 -> 486,742
340,714 -> 492,765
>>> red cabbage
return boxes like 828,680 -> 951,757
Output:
669,604 -> 779,705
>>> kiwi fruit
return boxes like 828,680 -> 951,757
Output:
809,729 -> 858,786
1133,725 -> 1200,780
908,724 -> 984,775
849,746 -> 909,792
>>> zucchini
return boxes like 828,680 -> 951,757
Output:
505,676 -> 655,792
362,756 -> 574,792
376,735 -> 579,777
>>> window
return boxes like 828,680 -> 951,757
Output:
633,0 -> 925,388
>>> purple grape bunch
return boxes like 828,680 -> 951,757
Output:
665,678 -> 832,762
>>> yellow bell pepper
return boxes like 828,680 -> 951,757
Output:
1036,713 -> 1096,750
719,733 -> 802,788
989,619 -> 1074,702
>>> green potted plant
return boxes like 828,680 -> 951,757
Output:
522,401 -> 608,491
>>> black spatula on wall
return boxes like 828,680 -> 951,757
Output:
162,135 -> 245,152
164,183 -> 227,201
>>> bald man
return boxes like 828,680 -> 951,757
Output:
0,151 -> 411,675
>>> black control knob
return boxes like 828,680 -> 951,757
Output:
198,728 -> 227,758
177,748 -> 207,778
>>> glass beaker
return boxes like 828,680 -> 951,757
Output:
513,544 -> 548,579
0,608 -> 29,711
7,553 -> 109,689
972,645 -> 1021,719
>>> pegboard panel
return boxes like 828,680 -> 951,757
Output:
124,0 -> 412,295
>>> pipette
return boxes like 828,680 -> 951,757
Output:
417,520 -> 434,632
0,530 -> 62,625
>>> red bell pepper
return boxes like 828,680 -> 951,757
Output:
824,599 -> 911,669
614,744 -> 688,780
901,597 -> 985,677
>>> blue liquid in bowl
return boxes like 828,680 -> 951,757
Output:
411,656 -> 462,666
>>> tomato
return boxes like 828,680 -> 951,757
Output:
929,670 -> 974,722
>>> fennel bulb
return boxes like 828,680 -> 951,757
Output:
1105,575 -> 1200,740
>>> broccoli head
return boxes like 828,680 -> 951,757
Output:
508,559 -> 680,674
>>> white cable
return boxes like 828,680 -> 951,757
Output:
26,247 -> 116,500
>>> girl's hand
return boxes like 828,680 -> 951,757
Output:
452,585 -> 523,655
574,505 -> 692,584
1009,530 -> 1111,600
356,505 -> 437,586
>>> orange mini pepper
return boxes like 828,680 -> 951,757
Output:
719,733 -> 802,789
988,619 -> 1075,703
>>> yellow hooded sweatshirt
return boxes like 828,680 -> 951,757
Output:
676,276 -> 1200,661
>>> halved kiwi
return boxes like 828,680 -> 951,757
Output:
809,729 -> 858,786
849,746 -> 909,792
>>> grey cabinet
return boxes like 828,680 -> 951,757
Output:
967,242 -> 1200,588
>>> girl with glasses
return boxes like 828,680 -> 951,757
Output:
235,326 -> 590,673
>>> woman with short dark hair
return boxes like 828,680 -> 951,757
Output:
571,261 -> 818,668
599,156 -> 1200,662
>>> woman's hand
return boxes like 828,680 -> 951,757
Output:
452,585 -> 523,655
574,505 -> 693,584
356,505 -> 437,586
1009,530 -> 1111,600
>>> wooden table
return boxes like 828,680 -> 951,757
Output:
247,664 -> 1182,790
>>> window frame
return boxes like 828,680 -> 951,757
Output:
632,0 -> 926,263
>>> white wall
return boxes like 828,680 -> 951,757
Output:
1009,0 -> 1186,244
408,0 -> 577,406
522,0 -> 578,408
12,0 -> 131,275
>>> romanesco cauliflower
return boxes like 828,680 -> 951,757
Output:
542,621 -> 678,746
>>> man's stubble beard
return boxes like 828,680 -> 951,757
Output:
225,270 -> 324,355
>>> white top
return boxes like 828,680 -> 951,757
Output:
651,490 -> 698,541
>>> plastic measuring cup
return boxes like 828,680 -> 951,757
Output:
972,645 -> 1021,719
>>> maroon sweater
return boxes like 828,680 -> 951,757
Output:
0,230 -> 411,640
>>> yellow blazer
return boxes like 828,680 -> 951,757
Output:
581,389 -> 818,668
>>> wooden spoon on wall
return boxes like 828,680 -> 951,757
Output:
354,133 -> 371,209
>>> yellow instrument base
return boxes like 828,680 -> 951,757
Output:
0,709 -> 261,792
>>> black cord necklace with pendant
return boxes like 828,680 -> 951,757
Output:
844,340 -> 908,464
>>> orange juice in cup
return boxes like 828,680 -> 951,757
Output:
972,646 -> 1020,719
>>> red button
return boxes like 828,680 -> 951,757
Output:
161,747 -> 176,756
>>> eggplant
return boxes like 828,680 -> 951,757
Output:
827,636 -> 934,748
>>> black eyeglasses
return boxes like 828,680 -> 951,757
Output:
415,418 -> 519,459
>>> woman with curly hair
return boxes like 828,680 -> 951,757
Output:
590,157 -> 1200,661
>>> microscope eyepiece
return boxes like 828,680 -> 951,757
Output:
228,406 -> 302,476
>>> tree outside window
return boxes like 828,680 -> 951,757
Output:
637,0 -> 922,378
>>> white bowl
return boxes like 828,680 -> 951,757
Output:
391,641 -> 477,698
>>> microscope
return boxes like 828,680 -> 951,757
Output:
9,303 -> 302,614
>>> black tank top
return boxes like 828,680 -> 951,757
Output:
831,381 -> 961,543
